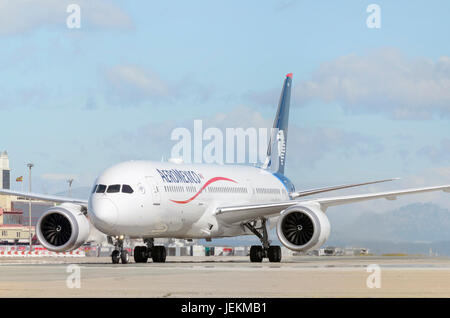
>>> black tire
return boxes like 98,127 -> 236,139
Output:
111,250 -> 120,264
134,246 -> 148,263
151,246 -> 159,262
152,246 -> 167,263
121,250 -> 129,264
250,245 -> 263,262
268,246 -> 282,263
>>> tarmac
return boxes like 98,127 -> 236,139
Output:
1,255 -> 450,297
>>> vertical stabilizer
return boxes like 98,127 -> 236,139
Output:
263,73 -> 292,175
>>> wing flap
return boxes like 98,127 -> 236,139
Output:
215,201 -> 296,224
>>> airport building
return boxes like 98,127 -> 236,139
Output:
0,151 -> 10,190
0,151 -> 12,210
0,150 -> 54,243
0,199 -> 56,243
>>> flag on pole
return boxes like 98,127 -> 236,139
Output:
16,176 -> 23,182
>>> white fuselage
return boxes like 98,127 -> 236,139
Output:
88,161 -> 291,239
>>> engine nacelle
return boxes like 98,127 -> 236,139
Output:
36,203 -> 91,252
277,203 -> 331,252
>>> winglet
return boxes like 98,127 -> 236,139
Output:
286,73 -> 293,78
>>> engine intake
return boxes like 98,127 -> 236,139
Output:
36,203 -> 91,252
40,213 -> 73,246
280,211 -> 315,246
277,204 -> 330,252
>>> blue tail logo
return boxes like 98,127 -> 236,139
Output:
263,73 -> 292,175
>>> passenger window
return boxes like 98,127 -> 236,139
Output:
107,184 -> 121,193
96,184 -> 107,193
122,184 -> 134,194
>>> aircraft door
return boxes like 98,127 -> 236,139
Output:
146,176 -> 161,205
246,178 -> 255,198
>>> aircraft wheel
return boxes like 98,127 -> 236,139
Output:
268,246 -> 282,263
121,250 -> 129,264
134,246 -> 148,263
152,246 -> 167,263
250,246 -> 263,262
112,250 -> 120,264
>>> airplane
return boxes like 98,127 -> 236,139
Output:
1,73 -> 449,264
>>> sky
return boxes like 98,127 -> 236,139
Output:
1,0 -> 449,218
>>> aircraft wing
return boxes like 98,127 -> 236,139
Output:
0,188 -> 88,205
313,184 -> 450,209
290,178 -> 398,198
215,184 -> 450,225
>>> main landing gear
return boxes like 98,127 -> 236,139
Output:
133,238 -> 167,263
244,218 -> 282,263
111,236 -> 129,264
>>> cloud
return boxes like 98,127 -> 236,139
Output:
249,48 -> 450,119
431,166 -> 450,179
0,85 -> 51,110
102,65 -> 216,106
294,48 -> 450,119
289,126 -> 383,168
273,0 -> 298,12
325,164 -> 450,220
97,107 -> 267,161
418,139 -> 450,163
103,65 -> 171,105
98,105 -> 382,169
0,0 -> 133,36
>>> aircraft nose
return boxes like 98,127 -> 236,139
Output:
91,198 -> 118,229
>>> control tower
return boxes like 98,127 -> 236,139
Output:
0,151 -> 10,190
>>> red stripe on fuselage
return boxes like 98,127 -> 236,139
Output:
169,177 -> 237,204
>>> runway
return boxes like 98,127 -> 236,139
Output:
1,256 -> 450,297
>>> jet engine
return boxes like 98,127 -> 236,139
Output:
276,203 -> 330,251
36,203 -> 91,252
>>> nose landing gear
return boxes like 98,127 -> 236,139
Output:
110,236 -> 129,264
244,218 -> 282,263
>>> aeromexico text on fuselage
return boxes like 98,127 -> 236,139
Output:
156,168 -> 204,184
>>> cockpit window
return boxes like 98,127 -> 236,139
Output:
122,184 -> 134,194
107,184 -> 121,193
92,184 -> 98,193
96,184 -> 107,193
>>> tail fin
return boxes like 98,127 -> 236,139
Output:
263,73 -> 292,175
